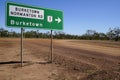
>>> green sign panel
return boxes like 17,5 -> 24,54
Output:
6,2 -> 63,30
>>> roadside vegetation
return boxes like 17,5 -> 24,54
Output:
0,27 -> 120,41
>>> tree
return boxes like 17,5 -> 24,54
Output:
113,27 -> 120,41
0,28 -> 9,37
84,30 -> 97,40
93,32 -> 99,40
107,27 -> 120,41
99,33 -> 108,40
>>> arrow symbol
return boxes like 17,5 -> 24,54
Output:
55,17 -> 61,23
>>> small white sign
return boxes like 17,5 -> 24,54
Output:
9,5 -> 44,20
47,16 -> 53,23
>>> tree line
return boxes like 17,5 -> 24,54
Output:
0,27 -> 120,41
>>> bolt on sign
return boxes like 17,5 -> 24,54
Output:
6,2 -> 63,30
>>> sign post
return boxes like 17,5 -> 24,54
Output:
6,2 -> 63,66
50,30 -> 53,63
21,28 -> 23,67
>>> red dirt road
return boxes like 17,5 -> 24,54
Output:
0,38 -> 120,80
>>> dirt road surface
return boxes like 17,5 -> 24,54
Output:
0,38 -> 120,80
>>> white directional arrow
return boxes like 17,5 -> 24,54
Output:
55,17 -> 61,23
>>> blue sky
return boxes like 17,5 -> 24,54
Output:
0,0 -> 120,35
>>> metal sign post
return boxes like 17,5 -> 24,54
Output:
21,28 -> 23,67
50,30 -> 53,63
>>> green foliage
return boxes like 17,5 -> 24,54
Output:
0,27 -> 119,41
107,27 -> 120,41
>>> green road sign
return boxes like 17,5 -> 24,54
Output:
6,2 -> 63,30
